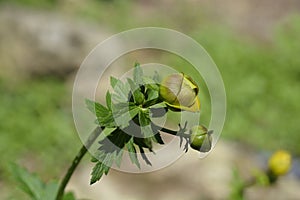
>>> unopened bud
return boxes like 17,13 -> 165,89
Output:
159,73 -> 200,112
189,125 -> 212,152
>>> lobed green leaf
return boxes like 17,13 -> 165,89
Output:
106,91 -> 112,110
112,103 -> 139,128
110,77 -> 131,103
133,62 -> 143,85
90,152 -> 117,184
110,76 -> 118,88
11,163 -> 44,200
11,163 -> 75,200
125,138 -> 141,169
63,192 -> 77,200
90,161 -> 105,184
86,99 -> 115,127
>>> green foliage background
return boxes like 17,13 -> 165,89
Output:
196,18 -> 300,153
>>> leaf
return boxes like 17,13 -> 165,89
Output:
86,99 -> 115,127
63,192 -> 76,200
115,150 -> 124,168
11,163 -> 44,200
138,109 -> 156,148
145,87 -> 159,102
138,146 -> 152,166
96,127 -> 117,143
126,138 -> 141,168
103,153 -> 115,175
86,99 -> 108,115
154,132 -> 164,145
92,128 -> 134,184
41,181 -> 60,200
106,91 -> 112,110
134,137 -> 152,151
111,78 -> 131,103
127,78 -> 138,91
10,163 -> 63,200
112,103 -> 139,128
90,161 -> 105,184
91,156 -> 98,163
138,109 -> 151,127
142,76 -> 156,84
110,76 -> 118,88
127,78 -> 145,105
98,128 -> 131,153
139,109 -> 154,138
90,153 -> 116,184
129,106 -> 140,118
134,62 -> 143,85
150,122 -> 165,145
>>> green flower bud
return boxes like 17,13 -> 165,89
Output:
189,125 -> 212,152
159,73 -> 200,112
133,90 -> 145,105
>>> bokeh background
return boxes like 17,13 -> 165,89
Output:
0,0 -> 300,199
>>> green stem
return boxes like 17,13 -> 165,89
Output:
155,123 -> 190,152
55,127 -> 103,200
152,123 -> 190,138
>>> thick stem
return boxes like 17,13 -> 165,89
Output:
55,127 -> 103,200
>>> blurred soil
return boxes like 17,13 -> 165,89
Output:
1,0 -> 300,80
67,141 -> 300,200
0,6 -> 109,79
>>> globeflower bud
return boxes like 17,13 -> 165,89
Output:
133,90 -> 145,105
268,150 -> 291,176
159,73 -> 200,112
189,125 -> 212,152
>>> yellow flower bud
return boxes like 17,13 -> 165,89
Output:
159,73 -> 200,112
189,125 -> 212,152
268,150 -> 291,176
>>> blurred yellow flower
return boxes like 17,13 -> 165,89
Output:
159,73 -> 200,112
268,150 -> 292,176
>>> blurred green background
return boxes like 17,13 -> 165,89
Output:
0,0 -> 300,199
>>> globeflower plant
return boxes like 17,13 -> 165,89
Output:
12,63 -> 212,200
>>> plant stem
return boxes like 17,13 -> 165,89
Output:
151,123 -> 190,138
55,127 -> 103,200
161,127 -> 187,137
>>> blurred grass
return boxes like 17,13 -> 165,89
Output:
193,17 -> 300,154
0,0 -> 57,8
0,78 -> 80,183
